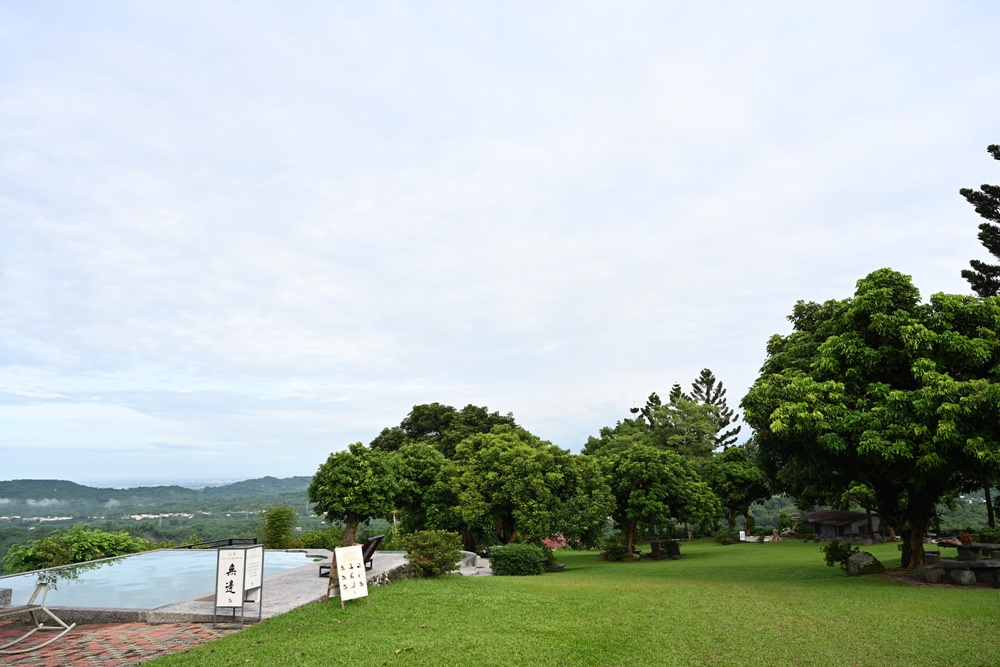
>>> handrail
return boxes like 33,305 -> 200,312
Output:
177,537 -> 258,549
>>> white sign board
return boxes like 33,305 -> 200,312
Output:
333,545 -> 369,602
244,546 -> 264,602
216,548 -> 247,608
739,530 -> 746,542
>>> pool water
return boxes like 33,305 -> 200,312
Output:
0,550 -> 321,610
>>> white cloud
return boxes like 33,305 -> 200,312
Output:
1,2 -> 999,480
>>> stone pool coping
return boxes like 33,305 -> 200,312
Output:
1,550 -> 414,626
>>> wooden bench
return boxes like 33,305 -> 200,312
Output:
0,583 -> 76,655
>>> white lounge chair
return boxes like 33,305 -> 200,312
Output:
0,583 -> 76,654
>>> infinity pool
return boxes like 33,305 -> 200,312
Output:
0,550 -> 322,610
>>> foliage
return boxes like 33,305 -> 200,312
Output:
308,442 -> 404,546
603,444 -> 721,551
701,444 -> 770,529
488,543 -> 547,576
447,425 -> 612,548
713,528 -> 737,545
821,540 -> 860,571
402,530 -> 463,578
259,505 -> 297,549
2,525 -> 154,574
690,368 -> 742,450
297,527 -> 344,550
741,269 -> 1000,566
601,533 -> 629,561
960,143 -> 1000,297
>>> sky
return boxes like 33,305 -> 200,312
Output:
2,1 -> 999,485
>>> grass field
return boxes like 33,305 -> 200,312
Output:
147,540 -> 1000,667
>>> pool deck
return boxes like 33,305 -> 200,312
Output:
2,550 -> 412,627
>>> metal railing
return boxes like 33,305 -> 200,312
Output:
177,537 -> 258,549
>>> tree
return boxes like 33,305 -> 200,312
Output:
701,443 -> 770,529
959,143 -> 1000,527
448,426 -> 612,548
604,445 -> 720,552
648,397 -> 719,462
308,442 -> 403,546
742,269 -> 1000,566
690,368 -> 742,450
260,505 -> 297,549
370,403 -> 517,459
960,144 -> 1000,298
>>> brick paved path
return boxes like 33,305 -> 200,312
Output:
0,621 -> 235,666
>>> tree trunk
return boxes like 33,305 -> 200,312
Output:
985,480 -> 995,529
343,517 -> 359,546
902,517 -> 930,568
685,522 -> 693,542
460,529 -> 476,552
865,507 -> 874,542
743,512 -> 756,531
625,522 -> 636,553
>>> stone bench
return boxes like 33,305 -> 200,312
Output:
939,558 -> 1000,587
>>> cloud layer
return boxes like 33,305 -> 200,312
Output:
1,2 -> 998,481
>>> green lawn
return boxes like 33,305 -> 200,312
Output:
148,541 -> 1000,667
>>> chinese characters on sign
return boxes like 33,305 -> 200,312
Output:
216,548 -> 246,608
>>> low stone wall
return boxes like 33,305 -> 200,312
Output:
367,559 -> 414,587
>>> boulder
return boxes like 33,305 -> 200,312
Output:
846,551 -> 886,576
0,588 -> 10,607
921,566 -> 946,584
948,569 -> 977,586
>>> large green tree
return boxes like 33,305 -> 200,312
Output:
604,445 -> 720,552
742,269 -> 1000,566
370,403 -> 517,459
308,442 -> 403,546
447,426 -> 612,548
701,443 -> 770,530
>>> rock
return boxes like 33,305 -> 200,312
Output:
921,566 -> 946,584
948,569 -> 977,586
846,551 -> 886,576
0,588 -> 10,607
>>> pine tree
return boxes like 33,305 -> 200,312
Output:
690,368 -> 741,450
960,143 -> 1000,528
630,392 -> 662,430
960,144 -> 1000,297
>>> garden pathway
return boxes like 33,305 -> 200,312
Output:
0,620 -> 235,666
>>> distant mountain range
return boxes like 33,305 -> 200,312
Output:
0,476 -> 313,516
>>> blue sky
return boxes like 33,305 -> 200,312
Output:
2,1 -> 999,483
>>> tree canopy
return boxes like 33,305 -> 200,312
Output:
307,442 -> 403,546
742,268 -> 1000,565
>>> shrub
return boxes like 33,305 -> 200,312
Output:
402,530 -> 462,578
977,527 -> 1000,543
489,543 -> 547,576
601,533 -> 628,562
821,539 -> 860,571
299,526 -> 345,550
713,529 -> 736,545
